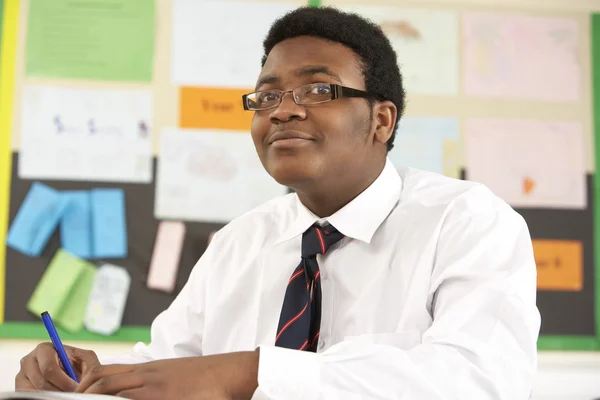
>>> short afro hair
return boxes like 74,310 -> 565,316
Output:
261,6 -> 406,151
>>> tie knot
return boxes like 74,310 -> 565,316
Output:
301,223 -> 344,258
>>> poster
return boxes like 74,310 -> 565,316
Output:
332,4 -> 458,95
389,117 -> 460,177
25,0 -> 155,81
463,12 -> 580,101
171,0 -> 296,87
19,85 -> 153,183
155,128 -> 288,222
465,118 -> 586,208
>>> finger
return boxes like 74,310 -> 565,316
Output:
35,343 -> 78,392
66,346 -> 100,377
15,370 -> 35,391
83,372 -> 144,395
18,351 -> 63,392
75,364 -> 136,393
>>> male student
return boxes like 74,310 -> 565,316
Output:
16,6 -> 541,400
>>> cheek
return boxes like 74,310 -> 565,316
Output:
250,114 -> 269,150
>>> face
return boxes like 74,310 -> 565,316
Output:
250,36 -> 392,189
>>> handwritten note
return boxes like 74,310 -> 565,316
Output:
465,118 -> 586,209
336,5 -> 458,95
172,0 -> 296,87
463,12 -> 580,101
25,0 -> 155,81
180,87 -> 253,131
388,117 -> 460,177
147,221 -> 186,293
155,128 -> 288,222
91,189 -> 127,259
19,85 -> 153,183
533,239 -> 583,291
7,182 -> 69,257
60,191 -> 92,259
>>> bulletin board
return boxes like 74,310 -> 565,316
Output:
0,0 -> 599,352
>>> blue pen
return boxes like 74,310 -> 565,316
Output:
41,311 -> 79,383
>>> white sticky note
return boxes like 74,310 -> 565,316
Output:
147,221 -> 185,293
84,264 -> 131,336
465,118 -> 586,209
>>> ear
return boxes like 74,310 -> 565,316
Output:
372,100 -> 397,146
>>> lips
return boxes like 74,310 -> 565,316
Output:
268,130 -> 314,145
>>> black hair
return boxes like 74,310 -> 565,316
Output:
261,6 -> 406,151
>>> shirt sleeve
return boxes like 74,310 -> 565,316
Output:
252,209 -> 541,400
101,233 -> 216,365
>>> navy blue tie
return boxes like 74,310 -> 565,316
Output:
275,223 -> 344,352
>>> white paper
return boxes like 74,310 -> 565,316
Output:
333,5 -> 458,95
172,0 -> 297,87
84,264 -> 131,336
156,128 -> 288,222
19,85 -> 153,182
389,117 -> 460,177
465,118 -> 586,209
463,12 -> 580,101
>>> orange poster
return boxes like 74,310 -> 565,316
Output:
179,87 -> 253,131
533,239 -> 583,291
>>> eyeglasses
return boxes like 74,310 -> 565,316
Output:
241,83 -> 379,111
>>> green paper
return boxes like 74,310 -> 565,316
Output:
25,0 -> 155,82
54,261 -> 97,333
27,250 -> 86,318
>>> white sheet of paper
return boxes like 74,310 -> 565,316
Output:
331,4 -> 458,95
465,118 -> 586,209
19,85 -> 153,182
147,221 -> 185,293
463,12 -> 580,101
155,128 -> 288,222
172,0 -> 297,87
388,117 -> 460,177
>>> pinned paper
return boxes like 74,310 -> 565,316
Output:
465,118 -> 586,209
27,249 -> 96,332
7,182 -> 70,256
533,239 -> 583,291
60,191 -> 92,259
180,87 -> 252,131
147,221 -> 186,293
84,264 -> 131,335
91,189 -> 127,258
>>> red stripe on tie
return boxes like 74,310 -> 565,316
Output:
310,331 -> 320,348
276,302 -> 308,342
314,270 -> 321,281
315,228 -> 326,253
299,339 -> 309,351
288,269 -> 304,284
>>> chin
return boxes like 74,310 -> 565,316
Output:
264,157 -> 317,188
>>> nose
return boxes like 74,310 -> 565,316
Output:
269,91 -> 307,124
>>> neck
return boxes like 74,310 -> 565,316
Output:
293,158 -> 386,218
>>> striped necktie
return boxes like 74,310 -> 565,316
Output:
275,223 -> 344,352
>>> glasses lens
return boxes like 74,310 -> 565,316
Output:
296,83 -> 333,104
247,90 -> 281,110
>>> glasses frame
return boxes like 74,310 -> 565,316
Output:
241,83 -> 380,111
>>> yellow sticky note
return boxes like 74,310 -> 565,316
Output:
533,239 -> 583,291
443,139 -> 459,178
179,86 -> 253,131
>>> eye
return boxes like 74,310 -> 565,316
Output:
311,84 -> 331,95
257,91 -> 280,104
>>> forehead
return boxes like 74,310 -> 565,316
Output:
259,36 -> 364,86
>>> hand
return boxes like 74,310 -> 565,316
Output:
75,351 -> 260,400
15,342 -> 100,392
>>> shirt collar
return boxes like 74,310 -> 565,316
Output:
275,158 -> 402,245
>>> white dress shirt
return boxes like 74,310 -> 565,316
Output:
104,158 -> 541,400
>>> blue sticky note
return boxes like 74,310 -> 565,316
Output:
7,182 -> 70,257
90,188 -> 127,258
60,191 -> 92,259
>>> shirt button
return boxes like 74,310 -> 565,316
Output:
318,340 -> 326,351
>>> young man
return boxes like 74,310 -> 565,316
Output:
16,7 -> 540,400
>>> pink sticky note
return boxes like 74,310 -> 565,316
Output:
147,221 -> 186,293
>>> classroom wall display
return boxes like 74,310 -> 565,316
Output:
0,0 -> 599,351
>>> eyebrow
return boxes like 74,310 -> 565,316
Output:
255,65 -> 343,90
